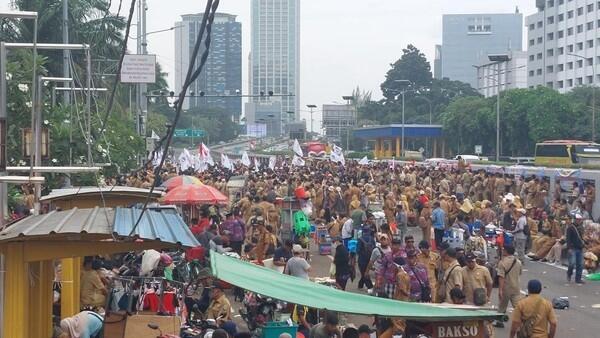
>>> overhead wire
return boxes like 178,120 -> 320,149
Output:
127,0 -> 220,237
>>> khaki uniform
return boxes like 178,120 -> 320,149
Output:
417,251 -> 440,302
206,294 -> 233,321
442,260 -> 463,302
511,294 -> 557,338
497,255 -> 523,313
461,264 -> 493,304
388,269 -> 411,335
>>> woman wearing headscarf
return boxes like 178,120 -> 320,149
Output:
59,311 -> 103,338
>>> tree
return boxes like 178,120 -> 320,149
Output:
439,96 -> 494,155
527,87 -> 572,143
381,44 -> 432,100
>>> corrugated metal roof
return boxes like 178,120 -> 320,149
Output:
0,207 -> 199,248
113,207 -> 199,248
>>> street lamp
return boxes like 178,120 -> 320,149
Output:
568,53 -> 596,142
394,80 -> 412,157
488,53 -> 510,162
413,96 -> 433,155
307,104 -> 317,133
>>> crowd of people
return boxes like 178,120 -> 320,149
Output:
52,156 -> 600,338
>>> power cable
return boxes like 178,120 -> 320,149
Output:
127,0 -> 220,237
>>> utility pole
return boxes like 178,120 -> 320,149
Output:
62,0 -> 70,105
136,0 -> 148,165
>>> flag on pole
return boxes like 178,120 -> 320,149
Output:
178,148 -> 192,171
358,156 -> 369,165
332,144 -> 343,155
292,154 -> 305,167
151,130 -> 160,140
199,143 -> 214,166
221,153 -> 233,170
241,151 -> 251,166
292,139 -> 303,157
253,158 -> 260,171
268,156 -> 276,170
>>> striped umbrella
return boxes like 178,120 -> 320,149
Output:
161,175 -> 202,191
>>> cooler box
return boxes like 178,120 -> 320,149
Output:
262,321 -> 298,338
503,232 -> 514,247
293,211 -> 311,235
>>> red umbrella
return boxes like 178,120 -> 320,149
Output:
161,175 -> 203,190
163,184 -> 228,205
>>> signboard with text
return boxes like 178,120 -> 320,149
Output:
174,129 -> 205,137
431,320 -> 484,338
246,123 -> 267,137
121,54 -> 156,83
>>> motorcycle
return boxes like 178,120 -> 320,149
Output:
239,292 -> 284,332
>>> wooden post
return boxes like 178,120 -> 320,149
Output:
3,242 -> 29,338
61,257 -> 81,319
396,137 -> 401,158
28,260 -> 53,338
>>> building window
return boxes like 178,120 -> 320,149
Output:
577,42 -> 584,50
548,0 -> 555,6
578,7 -> 584,15
529,23 -> 535,30
537,37 -> 543,44
588,3 -> 594,12
529,39 -> 535,46
558,30 -> 564,38
468,24 -> 492,33
567,10 -> 574,19
537,68 -> 543,75
529,54 -> 535,61
577,24 -> 583,33
577,77 -> 583,85
558,80 -> 564,88
597,56 -> 600,64
558,63 -> 564,71
547,49 -> 554,57
537,52 -> 543,60
547,82 -> 554,88
558,0 -> 564,3
568,27 -> 574,36
529,70 -> 535,77
568,44 -> 574,53
577,59 -> 583,68
567,61 -> 574,69
547,32 -> 554,40
558,47 -> 564,55
587,57 -> 594,66
588,75 -> 594,84
568,79 -> 573,87
548,16 -> 555,24
588,39 -> 594,48
547,65 -> 554,73
537,21 -> 543,28
587,21 -> 594,30
558,13 -> 565,22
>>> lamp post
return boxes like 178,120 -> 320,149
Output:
306,104 -> 316,133
413,96 -> 433,155
393,80 -> 412,157
568,53 -> 596,141
488,54 -> 511,162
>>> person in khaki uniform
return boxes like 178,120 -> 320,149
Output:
509,279 -> 557,338
206,285 -> 233,323
495,245 -> 523,328
441,248 -> 463,303
417,240 -> 440,302
381,266 -> 411,338
461,253 -> 493,305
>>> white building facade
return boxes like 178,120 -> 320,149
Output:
526,0 -> 600,92
475,51 -> 529,97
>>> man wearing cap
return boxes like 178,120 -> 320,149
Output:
511,208 -> 528,263
440,248 -> 463,303
495,246 -> 522,328
461,253 -> 493,305
566,213 -> 586,284
417,240 -> 441,302
285,244 -> 311,279
403,249 -> 430,302
509,280 -> 557,338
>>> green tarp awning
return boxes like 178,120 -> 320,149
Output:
210,252 -> 500,322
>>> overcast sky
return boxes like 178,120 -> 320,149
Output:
2,0 -> 538,126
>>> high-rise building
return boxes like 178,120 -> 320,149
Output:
475,50 -> 529,97
175,13 -> 242,120
250,0 -> 300,123
526,0 -> 600,93
437,12 -> 523,88
322,104 -> 356,141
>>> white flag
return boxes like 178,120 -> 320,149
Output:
241,151 -> 251,166
151,130 -> 160,140
199,143 -> 214,166
253,158 -> 260,172
332,144 -> 343,155
178,148 -> 192,171
292,139 -> 303,157
358,156 -> 369,165
151,149 -> 163,168
221,153 -> 233,170
268,156 -> 276,170
330,151 -> 346,166
292,154 -> 305,167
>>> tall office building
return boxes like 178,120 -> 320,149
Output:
527,0 -> 600,92
250,0 -> 300,123
175,13 -> 242,120
438,12 -> 523,88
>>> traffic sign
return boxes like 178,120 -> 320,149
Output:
120,54 -> 156,83
474,145 -> 482,155
174,129 -> 205,137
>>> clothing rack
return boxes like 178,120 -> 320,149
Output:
107,277 -> 185,315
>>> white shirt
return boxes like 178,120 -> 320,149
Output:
341,219 -> 354,239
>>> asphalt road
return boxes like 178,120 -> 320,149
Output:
228,226 -> 600,337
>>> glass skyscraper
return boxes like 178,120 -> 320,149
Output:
175,13 -> 242,120
250,0 -> 300,123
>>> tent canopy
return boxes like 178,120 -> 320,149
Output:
210,252 -> 500,322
